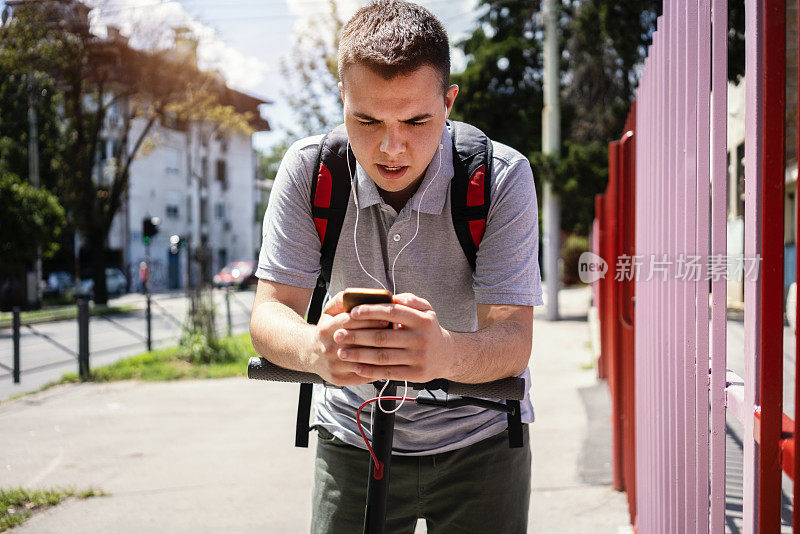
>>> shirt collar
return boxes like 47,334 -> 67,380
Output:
353,126 -> 454,215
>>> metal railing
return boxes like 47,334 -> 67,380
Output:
2,287 -> 251,384
593,0 -> 799,532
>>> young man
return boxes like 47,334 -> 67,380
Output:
250,1 -> 543,532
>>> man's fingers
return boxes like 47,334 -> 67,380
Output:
339,317 -> 390,330
323,291 -> 345,316
333,326 -> 413,348
349,302 -> 425,326
351,363 -> 414,381
393,293 -> 433,311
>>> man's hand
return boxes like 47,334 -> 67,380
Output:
331,293 -> 455,383
309,291 -> 390,386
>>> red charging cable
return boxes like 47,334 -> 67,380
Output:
356,396 -> 416,480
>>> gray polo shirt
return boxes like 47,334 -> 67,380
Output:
256,125 -> 543,455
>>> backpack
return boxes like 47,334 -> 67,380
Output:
293,120 -> 523,448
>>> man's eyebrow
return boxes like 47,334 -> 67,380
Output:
351,112 -> 434,122
404,113 -> 434,122
353,111 -> 378,121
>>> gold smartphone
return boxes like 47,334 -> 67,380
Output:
342,288 -> 393,313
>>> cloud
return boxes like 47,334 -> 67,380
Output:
84,0 -> 269,92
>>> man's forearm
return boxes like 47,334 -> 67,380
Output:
446,319 -> 532,383
249,301 -> 317,373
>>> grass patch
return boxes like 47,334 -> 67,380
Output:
53,333 -> 256,385
0,304 -> 138,329
0,486 -> 105,531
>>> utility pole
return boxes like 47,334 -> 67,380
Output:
542,0 -> 561,321
28,75 -> 42,307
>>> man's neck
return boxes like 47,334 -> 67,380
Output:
377,171 -> 426,213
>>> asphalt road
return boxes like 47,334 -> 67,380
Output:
0,289 -> 256,401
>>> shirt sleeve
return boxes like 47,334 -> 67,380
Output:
472,154 -> 545,306
255,137 -> 323,289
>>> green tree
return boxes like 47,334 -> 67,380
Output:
0,3 -> 254,305
257,0 -> 344,217
279,0 -> 344,139
531,141 -> 608,235
561,0 -> 660,143
0,171 -> 65,308
452,0 -> 660,239
450,1 -> 544,157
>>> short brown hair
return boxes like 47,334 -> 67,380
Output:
338,0 -> 450,95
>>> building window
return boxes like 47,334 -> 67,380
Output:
216,159 -> 228,191
200,157 -> 208,188
165,148 -> 180,175
165,191 -> 180,219
215,202 -> 226,220
200,198 -> 208,224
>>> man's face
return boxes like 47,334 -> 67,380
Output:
339,64 -> 458,202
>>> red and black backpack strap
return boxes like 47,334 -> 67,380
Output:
449,121 -> 523,448
295,124 -> 353,448
305,124 -> 354,325
448,120 -> 493,271
310,124 -> 355,290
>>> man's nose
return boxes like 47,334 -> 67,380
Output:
380,128 -> 405,158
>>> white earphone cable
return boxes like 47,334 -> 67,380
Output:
346,139 -> 445,420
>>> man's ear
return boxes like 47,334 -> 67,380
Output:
338,81 -> 345,105
444,84 -> 459,119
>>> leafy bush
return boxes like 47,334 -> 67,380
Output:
561,233 -> 590,286
178,288 -> 236,364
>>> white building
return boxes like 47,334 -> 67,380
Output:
97,30 -> 271,292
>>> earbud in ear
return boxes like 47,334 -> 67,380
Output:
439,143 -> 443,150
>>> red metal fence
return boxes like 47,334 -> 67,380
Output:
591,0 -> 800,532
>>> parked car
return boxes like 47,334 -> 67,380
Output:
43,271 -> 75,298
213,260 -> 258,289
77,268 -> 128,299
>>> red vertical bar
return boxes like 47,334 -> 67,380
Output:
596,192 -> 608,380
608,140 -> 624,492
795,0 -> 800,528
619,115 -> 637,521
758,0 -> 785,532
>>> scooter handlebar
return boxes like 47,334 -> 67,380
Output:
247,357 -> 525,400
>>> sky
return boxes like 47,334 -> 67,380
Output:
7,0 -> 485,153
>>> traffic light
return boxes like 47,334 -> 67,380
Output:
142,216 -> 160,244
169,234 -> 185,254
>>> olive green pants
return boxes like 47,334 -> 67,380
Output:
311,425 -> 531,534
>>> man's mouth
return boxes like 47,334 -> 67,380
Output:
377,164 -> 409,179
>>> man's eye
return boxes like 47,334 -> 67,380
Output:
407,121 -> 427,127
358,120 -> 377,126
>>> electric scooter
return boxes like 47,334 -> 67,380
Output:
247,356 -> 525,534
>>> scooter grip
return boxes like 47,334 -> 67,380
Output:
247,356 -> 325,384
447,376 -> 525,400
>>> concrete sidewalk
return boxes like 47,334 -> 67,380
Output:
0,285 -> 631,533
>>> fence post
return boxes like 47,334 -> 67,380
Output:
12,306 -> 20,383
77,297 -> 90,380
145,240 -> 152,352
225,288 -> 232,337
